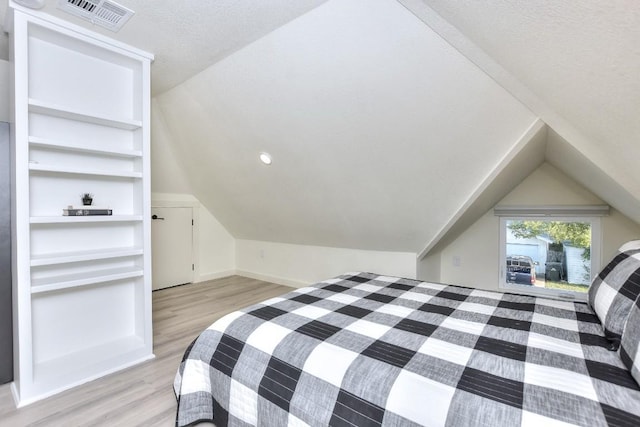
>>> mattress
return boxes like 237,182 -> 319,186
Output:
174,272 -> 640,426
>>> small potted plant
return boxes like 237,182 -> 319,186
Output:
81,193 -> 94,206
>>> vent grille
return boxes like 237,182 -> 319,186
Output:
57,0 -> 134,32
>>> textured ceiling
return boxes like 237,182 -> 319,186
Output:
417,0 -> 640,199
0,0 -> 328,95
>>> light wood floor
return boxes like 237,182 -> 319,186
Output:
0,276 -> 291,427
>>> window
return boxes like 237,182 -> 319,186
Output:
496,206 -> 607,301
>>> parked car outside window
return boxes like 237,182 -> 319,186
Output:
506,255 -> 537,285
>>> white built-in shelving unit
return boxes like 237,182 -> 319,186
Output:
7,2 -> 154,406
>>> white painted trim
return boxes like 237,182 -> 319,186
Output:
235,270 -> 306,289
190,206 -> 199,283
494,205 -> 609,217
151,198 -> 200,208
151,200 -> 200,208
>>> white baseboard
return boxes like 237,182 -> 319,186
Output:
235,270 -> 308,288
195,269 -> 311,289
195,270 -> 237,283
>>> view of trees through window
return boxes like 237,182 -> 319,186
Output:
505,219 -> 592,293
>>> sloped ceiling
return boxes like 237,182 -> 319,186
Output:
3,0 -> 639,255
410,0 -> 640,203
0,0 -> 329,94
154,0 -> 537,252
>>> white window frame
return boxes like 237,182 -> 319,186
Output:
497,212 -> 603,302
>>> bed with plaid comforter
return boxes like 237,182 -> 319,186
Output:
174,272 -> 640,426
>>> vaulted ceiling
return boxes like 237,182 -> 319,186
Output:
2,0 -> 639,254
151,0 -> 536,252
0,0 -> 330,94
406,0 -> 640,211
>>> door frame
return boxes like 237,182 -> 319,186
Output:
151,197 -> 201,285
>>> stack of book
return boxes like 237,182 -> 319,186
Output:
63,206 -> 113,216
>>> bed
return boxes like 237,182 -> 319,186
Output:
174,243 -> 640,426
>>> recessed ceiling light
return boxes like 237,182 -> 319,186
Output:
259,152 -> 272,165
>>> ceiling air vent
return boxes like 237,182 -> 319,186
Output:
57,0 -> 135,32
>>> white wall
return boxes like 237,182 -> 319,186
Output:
236,239 -> 416,287
150,98 -> 192,194
439,211 -> 499,290
426,163 -> 640,291
151,93 -> 419,289
197,203 -> 235,281
601,209 -> 640,262
151,69 -> 420,289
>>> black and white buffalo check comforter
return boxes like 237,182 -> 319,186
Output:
175,273 -> 640,426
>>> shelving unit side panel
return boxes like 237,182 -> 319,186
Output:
139,56 -> 154,350
10,10 -> 36,390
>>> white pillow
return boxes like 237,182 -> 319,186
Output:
618,240 -> 640,253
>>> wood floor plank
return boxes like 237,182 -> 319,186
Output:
0,276 -> 291,426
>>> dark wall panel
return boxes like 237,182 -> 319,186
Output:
0,122 -> 12,384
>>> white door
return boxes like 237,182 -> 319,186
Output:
151,207 -> 193,290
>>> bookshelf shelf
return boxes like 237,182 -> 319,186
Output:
30,215 -> 142,224
31,266 -> 144,294
30,247 -> 145,267
31,334 -> 152,393
28,98 -> 142,130
29,136 -> 143,158
29,163 -> 143,179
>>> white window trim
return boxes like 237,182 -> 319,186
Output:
498,215 -> 602,302
494,205 -> 609,217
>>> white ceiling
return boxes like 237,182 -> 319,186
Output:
0,0 -> 329,94
415,0 -> 640,200
3,0 -> 639,254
